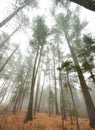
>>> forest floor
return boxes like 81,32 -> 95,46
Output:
0,110 -> 94,130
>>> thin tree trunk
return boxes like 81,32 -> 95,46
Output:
68,101 -> 73,124
0,45 -> 19,72
53,53 -> 59,114
19,57 -> 33,111
66,71 -> 80,130
0,4 -> 27,28
37,73 -> 46,112
24,47 -> 41,123
57,40 -> 66,129
6,83 -> 16,110
0,81 -> 11,104
48,71 -> 51,117
18,84 -> 26,111
0,24 -> 21,48
34,71 -> 41,115
0,80 -> 7,90
12,83 -> 22,114
59,70 -> 67,119
0,80 -> 8,95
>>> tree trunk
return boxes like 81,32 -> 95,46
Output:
66,71 -> 80,130
24,47 -> 42,123
70,0 -> 95,11
12,83 -> 23,114
53,53 -> 59,114
68,101 -> 73,124
0,4 -> 27,28
0,24 -> 21,48
37,72 -> 46,112
48,71 -> 51,117
19,56 -> 34,111
0,45 -> 19,72
0,80 -> 8,96
59,71 -> 67,119
34,71 -> 41,115
65,32 -> 95,128
0,81 -> 11,104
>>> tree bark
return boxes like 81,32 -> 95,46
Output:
70,0 -> 95,11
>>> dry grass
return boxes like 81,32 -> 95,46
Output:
0,111 -> 94,130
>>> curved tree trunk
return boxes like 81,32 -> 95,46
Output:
70,0 -> 95,11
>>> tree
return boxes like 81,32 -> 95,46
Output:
52,52 -> 59,114
74,35 -> 95,84
61,61 -> 80,130
56,8 -> 95,128
24,16 -> 48,123
34,67 -> 41,115
0,0 -> 36,28
0,24 -> 21,48
0,45 -> 19,72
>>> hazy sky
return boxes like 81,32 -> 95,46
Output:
0,0 -> 95,52
0,0 -> 95,31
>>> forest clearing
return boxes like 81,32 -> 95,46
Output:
0,0 -> 95,130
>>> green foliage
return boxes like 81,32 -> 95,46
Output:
83,35 -> 95,45
30,16 -> 48,49
83,35 -> 95,54
61,60 -> 75,72
56,12 -> 71,32
64,83 -> 68,88
61,61 -> 72,68
82,62 -> 94,72
57,67 -> 62,71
